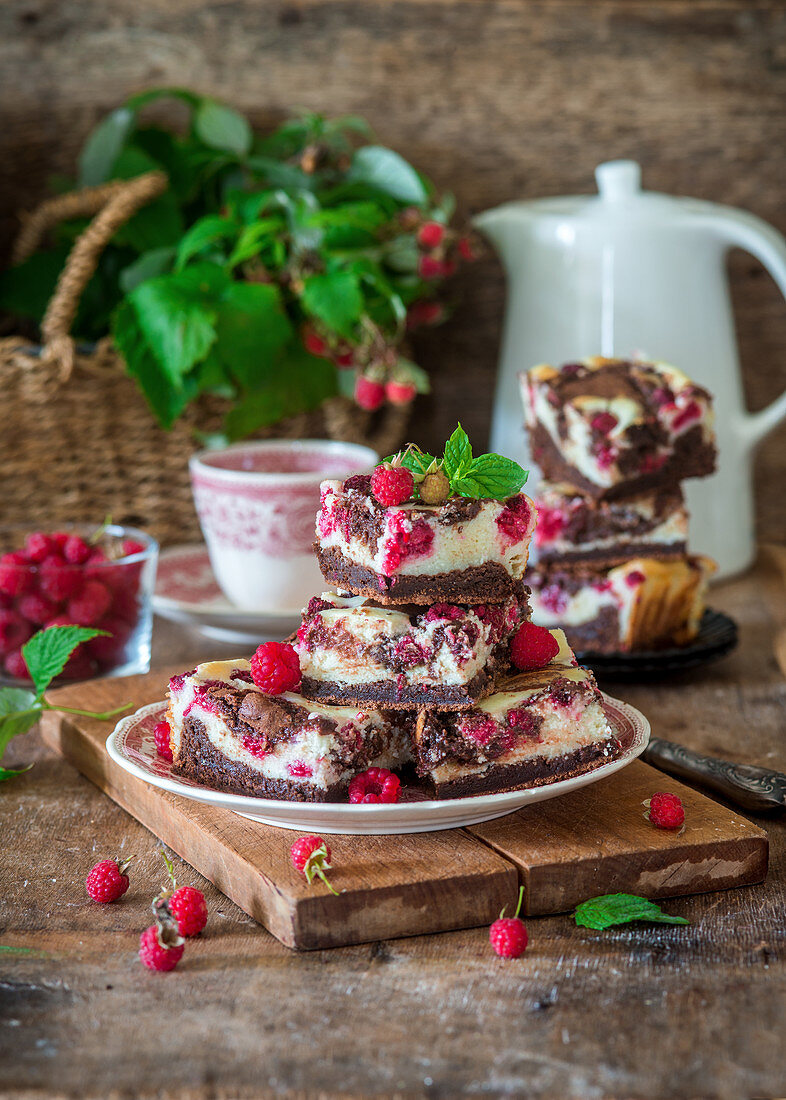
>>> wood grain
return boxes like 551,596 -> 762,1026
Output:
0,0 -> 784,541
2,557 -> 786,1098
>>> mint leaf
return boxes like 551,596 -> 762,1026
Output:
22,627 -> 105,698
574,894 -> 690,931
301,271 -> 363,339
194,99 -> 252,156
443,424 -> 473,481
348,146 -> 428,204
214,282 -> 293,389
452,454 -> 527,500
78,107 -> 135,187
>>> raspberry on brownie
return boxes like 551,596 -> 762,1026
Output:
527,555 -> 716,654
295,587 -> 530,710
412,629 -> 620,798
315,478 -> 537,605
167,659 -> 410,802
520,357 -> 716,499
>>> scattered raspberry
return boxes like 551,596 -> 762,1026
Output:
62,535 -> 92,565
290,834 -> 339,894
371,463 -> 414,507
0,552 -> 34,598
385,380 -> 417,406
4,649 -> 29,680
406,300 -> 443,329
419,470 -> 450,505
489,887 -> 528,959
417,221 -> 444,249
511,622 -> 561,671
418,254 -> 445,279
25,532 -> 57,563
17,593 -> 57,625
590,411 -> 618,434
646,792 -> 685,830
39,558 -> 82,602
354,375 -> 386,411
66,580 -> 112,627
139,921 -> 185,972
348,766 -> 401,804
250,640 -> 301,694
0,609 -> 33,656
154,719 -> 173,762
167,886 -> 208,937
86,858 -> 131,903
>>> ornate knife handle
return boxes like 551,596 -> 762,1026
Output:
643,738 -> 786,814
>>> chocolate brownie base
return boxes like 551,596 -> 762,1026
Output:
300,661 -> 504,711
423,741 -> 622,799
539,540 -> 687,566
315,546 -> 518,604
531,423 -> 716,500
172,716 -> 346,802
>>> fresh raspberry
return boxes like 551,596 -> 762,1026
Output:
625,569 -> 646,588
17,593 -> 57,625
489,887 -> 528,959
417,221 -> 444,249
590,411 -> 618,434
290,834 -> 339,895
354,375 -> 386,411
59,650 -> 97,681
348,767 -> 401,804
334,350 -> 355,369
303,328 -> 329,358
406,300 -> 443,329
0,609 -> 33,655
646,792 -> 685,830
139,921 -> 185,972
419,470 -> 450,506
457,236 -> 476,261
122,539 -> 146,558
371,464 -> 414,506
86,617 -> 131,666
385,380 -> 417,406
511,622 -> 560,671
62,535 -> 92,565
25,532 -> 57,563
418,254 -> 445,279
4,648 -> 30,680
167,886 -> 208,936
85,858 -> 131,903
250,641 -> 301,694
66,580 -> 112,626
496,495 -> 532,544
110,586 -> 140,624
154,719 -> 173,762
39,558 -> 82,602
0,552 -> 34,598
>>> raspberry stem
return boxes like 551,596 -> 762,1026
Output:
43,701 -> 133,721
499,885 -> 525,921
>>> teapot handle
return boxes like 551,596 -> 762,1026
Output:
709,209 -> 786,449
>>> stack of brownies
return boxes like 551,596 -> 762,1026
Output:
167,435 -> 621,802
520,356 -> 718,654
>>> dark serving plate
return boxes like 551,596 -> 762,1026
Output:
576,609 -> 738,680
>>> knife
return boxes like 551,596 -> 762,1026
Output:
642,738 -> 786,814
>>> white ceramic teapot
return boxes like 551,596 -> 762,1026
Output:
475,160 -> 786,577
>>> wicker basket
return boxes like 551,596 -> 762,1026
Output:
1,172 -> 409,546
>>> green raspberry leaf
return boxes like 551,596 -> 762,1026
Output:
194,99 -> 252,156
451,454 -> 528,501
574,893 -> 690,931
0,688 -> 42,754
0,764 -> 34,784
442,424 -> 473,481
22,627 -> 106,699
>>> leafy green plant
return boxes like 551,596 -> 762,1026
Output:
0,92 -> 471,439
574,893 -> 690,930
0,625 -> 131,783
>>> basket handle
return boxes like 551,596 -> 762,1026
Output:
12,171 -> 168,369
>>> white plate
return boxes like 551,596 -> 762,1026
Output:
152,545 -> 301,644
106,694 -> 650,835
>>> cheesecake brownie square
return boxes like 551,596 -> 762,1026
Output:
527,554 -> 715,654
520,357 -> 716,499
168,659 -> 410,802
534,481 -> 689,565
412,630 -> 620,798
295,587 -> 530,710
315,475 -> 537,604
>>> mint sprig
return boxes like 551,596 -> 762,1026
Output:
381,424 -> 528,502
0,625 -> 132,784
574,893 -> 690,931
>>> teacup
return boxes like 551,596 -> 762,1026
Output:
189,439 -> 378,611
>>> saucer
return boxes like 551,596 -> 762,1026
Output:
152,545 -> 302,644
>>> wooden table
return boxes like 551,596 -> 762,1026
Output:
2,551 -> 786,1099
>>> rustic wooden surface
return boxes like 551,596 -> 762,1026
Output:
0,0 -> 784,542
39,672 -> 767,945
2,551 -> 785,1098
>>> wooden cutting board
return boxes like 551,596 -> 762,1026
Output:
40,669 -> 768,950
